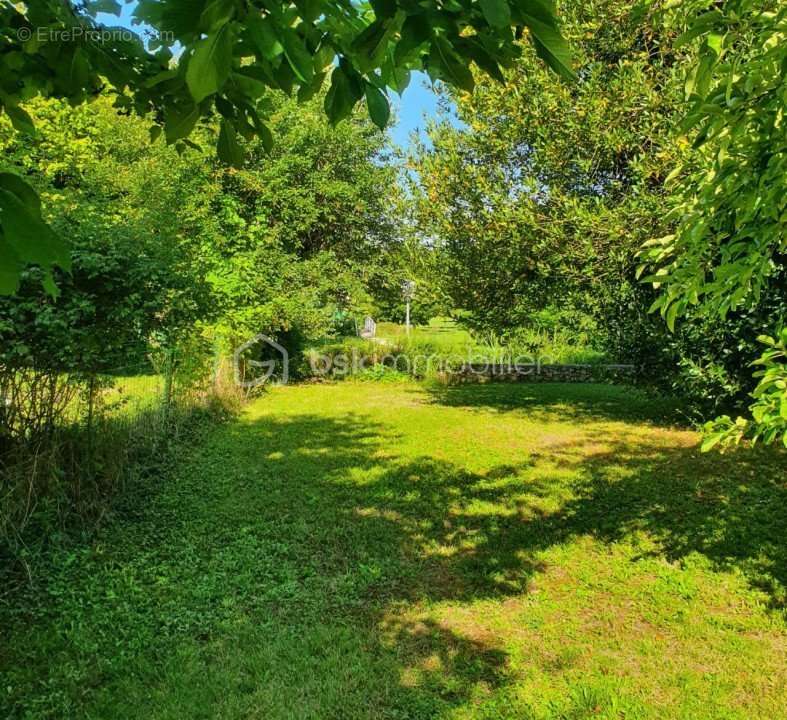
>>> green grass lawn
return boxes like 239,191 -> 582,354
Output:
2,382 -> 786,719
376,318 -> 477,349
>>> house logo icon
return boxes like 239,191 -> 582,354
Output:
233,334 -> 289,388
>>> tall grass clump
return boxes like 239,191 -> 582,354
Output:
0,344 -> 242,584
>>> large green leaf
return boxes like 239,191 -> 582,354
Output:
313,42 -> 335,72
244,105 -> 274,153
0,193 -> 68,270
296,70 -> 327,102
391,66 -> 411,95
0,173 -> 71,295
199,0 -> 235,32
324,65 -> 363,125
186,24 -> 233,101
479,0 -> 511,29
246,15 -> 283,60
353,19 -> 398,72
0,239 -> 21,295
69,48 -> 90,93
294,0 -> 321,24
164,102 -> 200,142
134,0 -> 205,39
4,104 -> 36,135
370,0 -> 397,20
282,29 -> 314,83
217,118 -> 244,167
428,36 -> 475,92
365,83 -> 390,130
230,71 -> 268,99
0,173 -> 41,215
521,13 -> 575,80
394,14 -> 431,63
461,39 -> 505,83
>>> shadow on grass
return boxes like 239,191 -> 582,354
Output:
236,411 -> 786,611
557,433 -> 787,608
3,388 -> 786,718
424,381 -> 683,425
198,407 -> 785,711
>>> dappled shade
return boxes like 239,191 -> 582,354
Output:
3,382 -> 785,717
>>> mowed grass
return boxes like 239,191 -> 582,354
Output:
2,382 -> 786,719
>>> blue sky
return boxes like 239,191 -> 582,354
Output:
98,4 -> 445,151
388,73 -> 442,149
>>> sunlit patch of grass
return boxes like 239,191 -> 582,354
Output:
376,317 -> 476,348
100,373 -> 165,415
1,381 -> 785,719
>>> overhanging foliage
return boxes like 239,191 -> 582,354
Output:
0,0 -> 573,293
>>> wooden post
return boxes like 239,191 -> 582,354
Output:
402,280 -> 415,336
163,348 -> 175,408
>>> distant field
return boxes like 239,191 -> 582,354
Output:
376,317 -> 476,348
376,317 -> 606,365
3,381 -> 785,719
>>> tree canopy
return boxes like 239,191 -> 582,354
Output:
0,87 -> 407,378
638,0 -> 787,448
411,0 -> 689,336
1,0 -> 785,449
412,0 -> 787,448
0,0 -> 572,294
